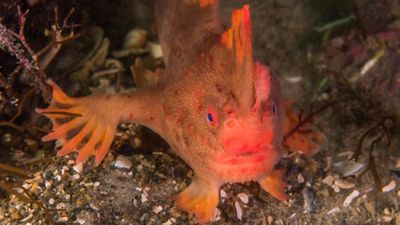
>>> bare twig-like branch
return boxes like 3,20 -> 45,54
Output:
283,100 -> 336,142
0,89 -> 34,131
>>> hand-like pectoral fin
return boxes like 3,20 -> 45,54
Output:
174,177 -> 220,224
258,169 -> 288,201
36,80 -> 117,165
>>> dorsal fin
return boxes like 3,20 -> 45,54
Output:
221,5 -> 255,111
155,0 -> 222,74
221,4 -> 253,66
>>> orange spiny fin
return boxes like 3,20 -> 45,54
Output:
221,4 -> 253,65
36,80 -> 117,165
221,4 -> 255,111
199,0 -> 216,8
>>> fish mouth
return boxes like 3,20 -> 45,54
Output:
214,150 -> 270,166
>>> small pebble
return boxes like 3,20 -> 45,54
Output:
234,201 -> 243,221
22,182 -> 32,190
90,203 -> 99,211
84,182 -> 93,187
297,174 -> 305,183
395,158 -> 400,168
73,163 -> 83,173
20,213 -> 33,222
360,56 -> 379,75
153,206 -> 163,214
334,160 -> 365,177
57,217 -> 69,222
220,189 -> 227,198
343,190 -> 360,207
45,180 -> 53,189
56,203 -> 67,210
382,180 -> 396,192
29,183 -> 42,195
302,186 -> 316,213
162,219 -> 174,225
93,181 -> 100,187
285,76 -> 303,83
237,193 -> 249,204
49,198 -> 55,205
333,185 -> 341,193
267,216 -> 273,224
384,208 -> 390,215
141,193 -> 148,203
55,175 -> 62,182
123,29 -> 147,49
0,208 -> 4,220
62,165 -> 69,172
383,216 -> 393,223
327,207 -> 340,215
334,179 -> 355,189
75,219 -> 86,224
114,155 -> 133,169
149,42 -> 163,59
211,208 -> 221,222
322,175 -> 335,186
135,187 -> 143,192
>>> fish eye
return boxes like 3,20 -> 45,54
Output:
206,106 -> 218,128
207,113 -> 214,122
272,104 -> 277,114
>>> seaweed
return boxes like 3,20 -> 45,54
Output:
0,163 -> 58,225
351,116 -> 395,191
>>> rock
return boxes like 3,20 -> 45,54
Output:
29,182 -> 42,195
267,216 -> 273,224
382,180 -> 396,192
149,42 -> 163,59
234,201 -> 243,221
0,207 -> 4,220
322,175 -> 335,186
152,206 -> 163,214
123,29 -> 147,49
302,186 -> 317,213
334,160 -> 365,177
114,155 -> 133,169
49,198 -> 55,205
327,207 -> 340,215
334,179 -> 355,189
343,190 -> 360,207
237,193 -> 249,204
57,217 -> 69,222
73,163 -> 83,173
383,216 -> 393,223
220,189 -> 227,198
72,174 -> 80,180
